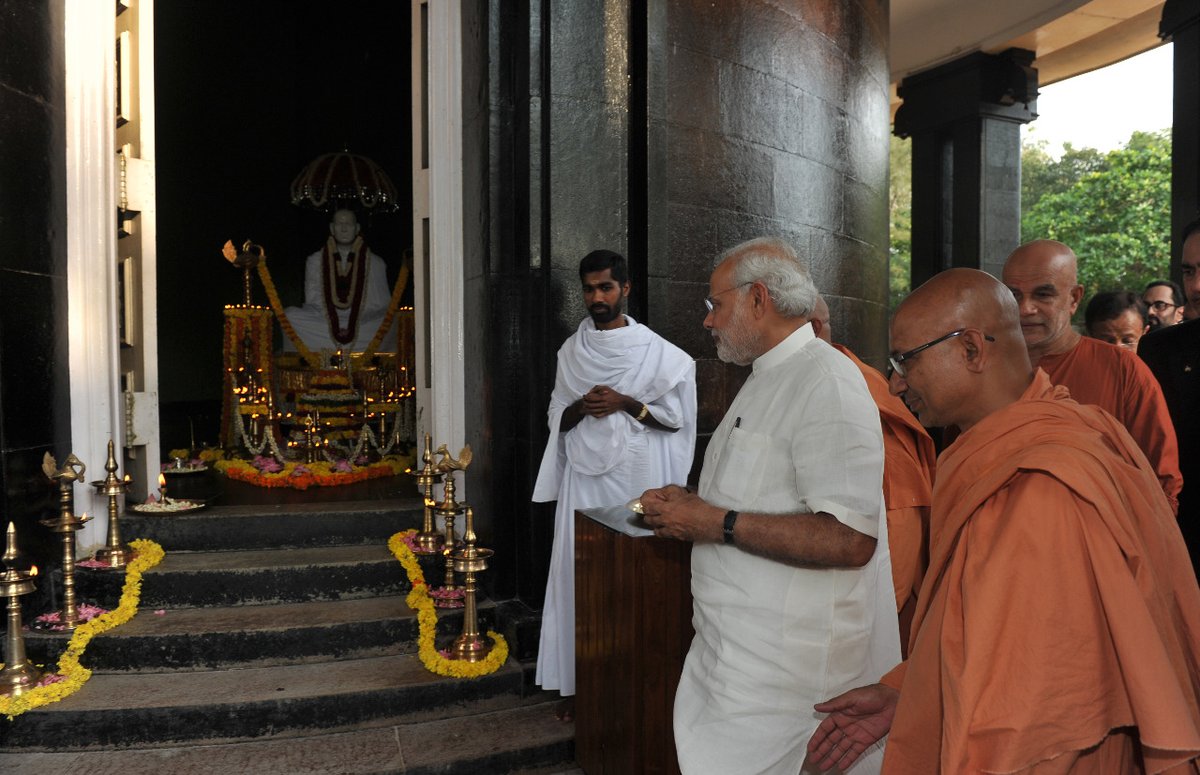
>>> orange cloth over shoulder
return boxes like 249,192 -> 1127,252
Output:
832,344 -> 936,613
1039,335 -> 1182,512
880,370 -> 1200,774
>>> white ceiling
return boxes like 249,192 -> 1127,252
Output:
891,0 -> 1166,85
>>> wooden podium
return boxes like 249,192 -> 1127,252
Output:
574,508 -> 694,775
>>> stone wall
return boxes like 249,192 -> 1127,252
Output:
0,0 -> 71,593
479,0 -> 892,603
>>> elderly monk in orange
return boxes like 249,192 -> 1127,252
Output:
811,296 -> 936,652
806,268 -> 1200,774
1003,239 -> 1182,511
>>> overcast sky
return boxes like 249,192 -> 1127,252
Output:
1022,43 -> 1174,156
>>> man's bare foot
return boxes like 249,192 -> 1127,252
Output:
555,697 -> 575,722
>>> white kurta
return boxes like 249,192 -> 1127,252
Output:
675,323 -> 899,775
533,315 -> 697,696
283,249 -> 397,353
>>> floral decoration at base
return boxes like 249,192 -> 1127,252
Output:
208,450 -> 414,491
388,530 -> 508,679
0,538 -> 165,719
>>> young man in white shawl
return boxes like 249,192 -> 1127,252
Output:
533,249 -> 697,721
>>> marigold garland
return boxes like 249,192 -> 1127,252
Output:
388,530 -> 509,679
215,455 -> 413,491
0,538 -> 165,719
255,258 -> 321,369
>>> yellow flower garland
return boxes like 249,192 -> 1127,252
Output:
0,538 -> 165,719
255,258 -> 321,369
387,530 -> 509,679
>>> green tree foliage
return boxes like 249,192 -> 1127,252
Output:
1021,130 -> 1172,301
889,135 -> 912,311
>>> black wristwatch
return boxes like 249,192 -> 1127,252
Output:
722,510 -> 739,545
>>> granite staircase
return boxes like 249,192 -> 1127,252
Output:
0,499 -> 573,774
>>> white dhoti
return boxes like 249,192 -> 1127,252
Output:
533,315 -> 696,696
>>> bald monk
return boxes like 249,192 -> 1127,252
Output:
806,268 -> 1200,774
812,296 -> 935,652
1002,239 -> 1182,511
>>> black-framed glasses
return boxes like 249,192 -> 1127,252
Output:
888,329 -> 995,379
704,281 -> 753,312
1146,300 -> 1180,313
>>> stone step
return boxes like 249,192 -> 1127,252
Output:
0,699 -> 575,774
23,596 -> 497,672
0,652 -> 536,750
120,498 -> 426,552
74,544 -> 415,609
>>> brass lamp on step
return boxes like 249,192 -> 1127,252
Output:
410,433 -> 443,555
450,507 -> 494,662
0,522 -> 41,695
91,439 -> 131,569
40,452 -> 92,630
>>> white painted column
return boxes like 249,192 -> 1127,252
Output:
425,1 -> 467,486
64,0 -> 120,551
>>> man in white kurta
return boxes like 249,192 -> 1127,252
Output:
533,250 -> 697,705
642,238 -> 899,775
283,208 -> 397,353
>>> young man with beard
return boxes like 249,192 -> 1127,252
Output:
532,249 -> 696,721
640,237 -> 898,774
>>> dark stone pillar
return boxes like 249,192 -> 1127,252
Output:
1162,0 -> 1200,259
482,0 -> 893,609
0,0 -> 70,609
894,49 -> 1037,285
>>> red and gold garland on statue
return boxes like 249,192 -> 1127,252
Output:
322,236 -> 368,345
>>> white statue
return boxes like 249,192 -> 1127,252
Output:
283,208 -> 397,353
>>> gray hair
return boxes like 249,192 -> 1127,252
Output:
716,237 -> 818,318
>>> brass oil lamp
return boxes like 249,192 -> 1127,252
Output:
0,522 -> 41,695
90,439 -> 131,569
450,507 -> 494,662
410,433 -> 443,555
433,444 -> 471,601
40,452 -> 92,630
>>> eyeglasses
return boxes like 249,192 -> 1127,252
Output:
704,281 -> 753,312
888,329 -> 995,379
1145,300 -> 1180,313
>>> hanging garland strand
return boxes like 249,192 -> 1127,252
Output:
388,530 -> 508,679
255,258 -> 321,369
0,539 -> 166,719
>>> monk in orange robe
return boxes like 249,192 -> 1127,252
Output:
812,297 -> 936,651
1002,239 -> 1182,511
806,268 -> 1200,774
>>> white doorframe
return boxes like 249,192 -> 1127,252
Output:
64,0 -> 159,552
414,0 -> 467,485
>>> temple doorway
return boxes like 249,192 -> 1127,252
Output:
153,2 -> 415,475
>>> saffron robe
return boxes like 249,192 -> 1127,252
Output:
532,315 -> 696,695
879,370 -> 1200,774
676,325 -> 899,775
832,344 -> 936,615
1037,335 -> 1182,511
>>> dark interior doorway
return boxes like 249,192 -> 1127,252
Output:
154,2 -> 413,456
